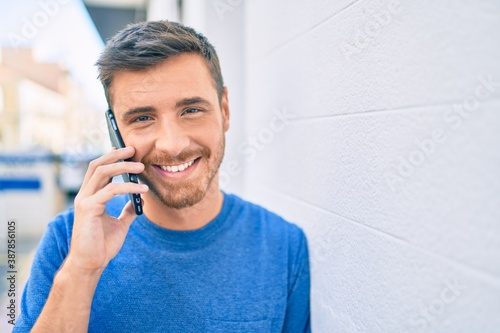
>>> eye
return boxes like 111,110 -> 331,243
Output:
182,108 -> 202,115
133,115 -> 152,122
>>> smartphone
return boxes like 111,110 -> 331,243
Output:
105,109 -> 143,215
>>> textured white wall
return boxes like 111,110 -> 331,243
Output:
242,0 -> 500,332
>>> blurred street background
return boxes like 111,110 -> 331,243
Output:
1,0 -> 500,332
0,1 -> 234,331
0,1 -> 108,331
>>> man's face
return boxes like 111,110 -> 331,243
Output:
110,53 -> 229,209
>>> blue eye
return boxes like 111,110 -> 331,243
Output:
134,115 -> 151,122
183,108 -> 201,115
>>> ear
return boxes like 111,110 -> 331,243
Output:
221,87 -> 230,132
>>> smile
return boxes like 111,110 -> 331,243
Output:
157,159 -> 196,173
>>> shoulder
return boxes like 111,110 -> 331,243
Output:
225,193 -> 309,288
226,192 -> 307,248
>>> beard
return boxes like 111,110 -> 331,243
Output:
138,135 -> 225,209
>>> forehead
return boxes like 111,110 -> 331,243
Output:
110,53 -> 217,111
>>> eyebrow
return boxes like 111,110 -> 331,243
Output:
121,106 -> 155,122
175,96 -> 212,108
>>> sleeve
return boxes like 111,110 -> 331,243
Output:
13,213 -> 71,332
282,226 -> 311,333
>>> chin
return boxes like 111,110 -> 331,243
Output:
141,172 -> 215,210
156,187 -> 207,209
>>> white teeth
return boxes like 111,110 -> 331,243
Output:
158,159 -> 195,173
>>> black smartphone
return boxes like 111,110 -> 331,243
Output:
105,109 -> 143,215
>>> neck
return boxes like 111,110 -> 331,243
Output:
141,180 -> 224,231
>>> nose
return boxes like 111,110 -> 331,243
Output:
154,118 -> 190,157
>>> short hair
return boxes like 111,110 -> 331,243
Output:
96,20 -> 224,107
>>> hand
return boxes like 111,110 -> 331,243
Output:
66,146 -> 148,275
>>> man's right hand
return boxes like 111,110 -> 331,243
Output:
67,146 -> 149,275
31,146 -> 148,333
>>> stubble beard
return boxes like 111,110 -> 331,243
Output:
138,135 -> 225,209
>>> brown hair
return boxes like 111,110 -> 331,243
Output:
96,20 -> 224,106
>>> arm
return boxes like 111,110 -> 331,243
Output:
29,147 -> 148,333
31,260 -> 103,332
282,228 -> 311,333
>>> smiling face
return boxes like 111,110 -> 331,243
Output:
110,53 -> 230,209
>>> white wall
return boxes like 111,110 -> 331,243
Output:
242,0 -> 500,332
168,0 -> 500,331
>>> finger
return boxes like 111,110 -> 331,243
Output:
96,182 -> 148,206
118,201 -> 139,228
81,147 -> 136,189
78,182 -> 149,216
81,161 -> 145,196
81,147 -> 136,188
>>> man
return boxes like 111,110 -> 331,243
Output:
14,20 -> 310,332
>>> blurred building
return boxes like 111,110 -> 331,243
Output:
0,47 -> 98,154
0,47 -> 103,237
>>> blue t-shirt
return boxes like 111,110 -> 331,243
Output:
14,192 -> 310,332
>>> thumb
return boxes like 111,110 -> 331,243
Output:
118,201 -> 139,228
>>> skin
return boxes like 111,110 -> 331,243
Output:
32,53 -> 230,332
112,52 -> 230,230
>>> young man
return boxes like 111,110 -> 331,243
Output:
14,21 -> 310,332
